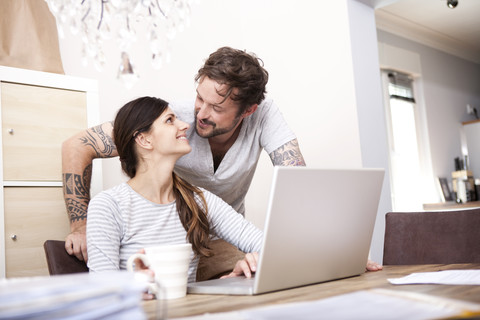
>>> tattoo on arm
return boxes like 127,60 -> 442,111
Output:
79,123 -> 116,158
63,164 -> 92,222
269,139 -> 306,166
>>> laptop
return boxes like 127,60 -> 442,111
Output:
187,166 -> 385,295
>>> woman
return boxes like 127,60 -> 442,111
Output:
86,96 -> 263,296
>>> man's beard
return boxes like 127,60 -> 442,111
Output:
194,112 -> 242,139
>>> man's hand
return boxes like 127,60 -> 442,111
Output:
221,252 -> 259,279
366,259 -> 383,272
65,225 -> 88,262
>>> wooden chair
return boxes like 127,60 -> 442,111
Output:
43,240 -> 89,275
383,208 -> 480,265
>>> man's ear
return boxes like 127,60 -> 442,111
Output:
241,104 -> 258,118
134,132 -> 153,149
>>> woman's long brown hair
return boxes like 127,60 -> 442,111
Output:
113,96 -> 212,257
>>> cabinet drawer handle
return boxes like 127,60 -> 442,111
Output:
8,129 -> 14,135
10,234 -> 17,241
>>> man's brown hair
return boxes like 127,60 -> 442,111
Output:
195,47 -> 269,112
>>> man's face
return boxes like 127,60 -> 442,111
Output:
194,77 -> 243,139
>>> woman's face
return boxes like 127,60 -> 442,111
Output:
147,107 -> 191,157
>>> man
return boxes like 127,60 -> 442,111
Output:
62,47 -> 381,272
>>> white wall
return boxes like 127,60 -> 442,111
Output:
58,0 -> 390,262
377,30 -> 480,182
347,0 -> 391,264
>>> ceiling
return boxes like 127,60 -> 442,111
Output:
374,0 -> 480,64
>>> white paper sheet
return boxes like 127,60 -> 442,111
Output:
175,289 -> 480,320
388,269 -> 480,285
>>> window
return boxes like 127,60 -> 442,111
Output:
382,70 -> 435,211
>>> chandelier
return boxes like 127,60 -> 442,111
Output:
45,0 -> 196,88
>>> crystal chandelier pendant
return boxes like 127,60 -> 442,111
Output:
117,52 -> 139,90
45,0 -> 196,88
151,53 -> 163,70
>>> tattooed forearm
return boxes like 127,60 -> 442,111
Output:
65,198 -> 88,222
269,139 -> 306,166
82,163 -> 92,195
63,165 -> 91,199
63,164 -> 92,222
79,122 -> 116,158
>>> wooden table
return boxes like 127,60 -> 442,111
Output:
143,264 -> 480,319
423,201 -> 480,210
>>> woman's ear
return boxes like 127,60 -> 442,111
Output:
134,132 -> 153,150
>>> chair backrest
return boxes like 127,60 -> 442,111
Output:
43,240 -> 89,275
383,209 -> 480,265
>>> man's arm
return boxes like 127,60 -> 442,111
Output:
62,121 -> 117,261
269,138 -> 306,166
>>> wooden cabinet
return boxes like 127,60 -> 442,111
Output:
4,188 -> 69,277
0,66 -> 101,278
2,82 -> 87,181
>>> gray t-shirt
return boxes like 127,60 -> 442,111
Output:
173,98 -> 296,214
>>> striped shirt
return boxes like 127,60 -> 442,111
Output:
86,182 -> 263,282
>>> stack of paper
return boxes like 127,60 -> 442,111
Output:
0,271 -> 147,319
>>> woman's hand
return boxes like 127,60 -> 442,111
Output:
221,252 -> 259,279
132,249 -> 156,300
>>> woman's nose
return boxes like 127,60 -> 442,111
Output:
178,120 -> 190,130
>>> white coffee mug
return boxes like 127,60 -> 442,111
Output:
127,243 -> 192,300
